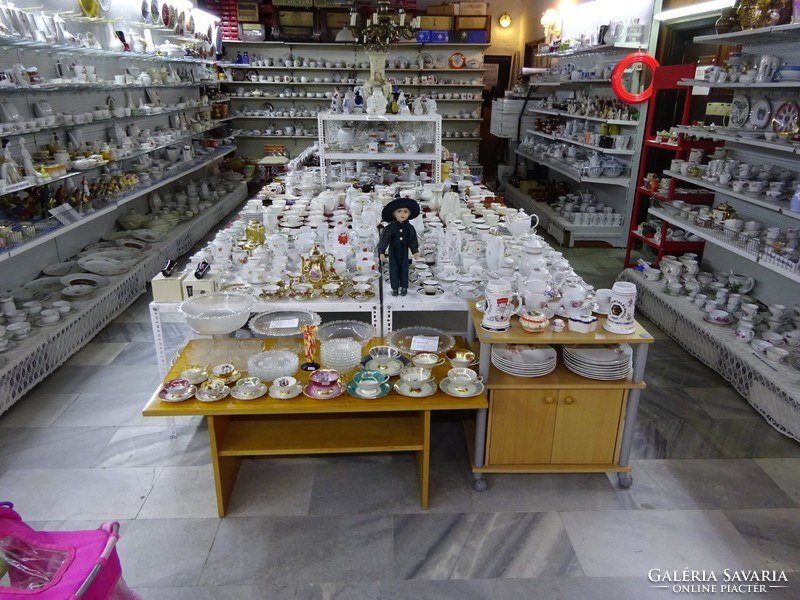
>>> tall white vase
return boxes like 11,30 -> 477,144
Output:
362,51 -> 392,100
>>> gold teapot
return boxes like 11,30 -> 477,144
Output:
245,218 -> 265,245
712,202 -> 736,222
301,244 -> 335,288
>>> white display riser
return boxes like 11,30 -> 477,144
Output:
0,183 -> 248,416
619,268 -> 800,443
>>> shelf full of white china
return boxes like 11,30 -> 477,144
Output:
678,79 -> 800,89
528,107 -> 639,127
648,206 -> 800,283
672,125 -> 800,155
0,146 -> 236,264
526,129 -> 635,156
693,23 -> 800,46
515,149 -> 629,187
661,170 -> 800,221
317,113 -> 442,185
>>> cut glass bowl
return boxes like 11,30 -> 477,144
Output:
178,292 -> 255,336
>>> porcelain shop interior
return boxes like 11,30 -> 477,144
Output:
1,0 -> 800,596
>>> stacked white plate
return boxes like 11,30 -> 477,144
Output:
491,344 -> 557,377
563,344 -> 632,380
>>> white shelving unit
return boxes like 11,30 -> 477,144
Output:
317,113 -> 442,185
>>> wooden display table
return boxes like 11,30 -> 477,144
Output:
142,338 -> 487,516
465,302 -> 653,490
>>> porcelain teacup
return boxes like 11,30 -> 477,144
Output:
398,366 -> 432,390
39,309 -> 60,324
446,349 -> 477,368
353,370 -> 388,394
164,378 -> 191,397
448,367 -> 482,386
412,352 -> 444,368
235,377 -> 263,396
271,376 -> 299,396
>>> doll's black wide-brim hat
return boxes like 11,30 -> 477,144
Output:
381,197 -> 421,222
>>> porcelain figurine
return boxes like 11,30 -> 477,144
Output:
378,197 -> 421,296
366,89 -> 388,115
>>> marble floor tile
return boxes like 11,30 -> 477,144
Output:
32,364 -> 163,395
0,467 -> 154,520
90,322 -> 157,343
645,356 -> 728,389
686,386 -> 762,420
0,426 -> 117,471
561,509 -> 767,577
151,584 -> 297,600
308,461 -> 471,515
138,465 -> 220,519
468,472 -> 637,513
91,423 -> 211,468
724,508 -> 800,572
199,515 -> 393,586
110,342 -> 162,366
115,518 -> 220,588
393,512 -> 582,580
755,458 -> 800,504
629,459 -> 796,510
493,576 -> 689,600
639,384 -> 713,423
66,342 -> 129,366
223,459 -> 315,517
52,392 -> 152,428
0,393 -> 77,428
378,579 -> 493,600
296,582 -> 380,600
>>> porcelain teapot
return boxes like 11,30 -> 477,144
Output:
727,272 -> 755,294
505,210 -> 540,236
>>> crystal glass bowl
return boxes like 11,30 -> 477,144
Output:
247,350 -> 300,382
316,320 -> 376,348
178,292 -> 255,335
320,338 -> 362,372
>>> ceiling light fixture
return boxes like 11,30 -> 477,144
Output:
498,13 -> 512,28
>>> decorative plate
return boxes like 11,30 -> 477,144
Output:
151,0 -> 160,24
449,52 -> 466,69
141,0 -> 149,20
186,13 -> 195,35
729,94 -> 750,128
387,326 -> 455,354
248,308 -> 321,337
161,2 -> 170,27
79,0 -> 100,18
772,101 -> 799,133
418,52 -> 433,69
99,0 -> 111,11
176,10 -> 185,35
748,97 -> 772,129
433,55 -> 447,69
60,273 -> 109,288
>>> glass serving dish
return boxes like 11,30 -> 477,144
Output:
247,350 -> 300,382
387,326 -> 456,355
316,320 -> 376,348
319,338 -> 362,372
248,309 -> 322,337
178,292 -> 255,336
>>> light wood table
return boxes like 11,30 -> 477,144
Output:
142,338 -> 487,516
465,303 -> 654,490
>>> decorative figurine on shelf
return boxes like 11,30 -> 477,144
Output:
366,88 -> 388,115
330,87 -> 342,113
397,90 -> 410,114
353,86 -> 364,113
342,90 -> 354,114
301,324 -> 320,371
378,196 -> 420,297
425,96 -> 437,115
412,96 -> 424,115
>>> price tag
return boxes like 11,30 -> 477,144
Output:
410,335 -> 439,353
48,204 -> 81,225
270,318 -> 299,329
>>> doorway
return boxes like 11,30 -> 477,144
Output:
479,54 -> 513,184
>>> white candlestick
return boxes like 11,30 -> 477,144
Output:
350,13 -> 357,26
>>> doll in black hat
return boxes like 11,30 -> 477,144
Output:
377,196 -> 420,296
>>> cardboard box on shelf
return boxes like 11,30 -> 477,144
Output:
458,2 -> 488,15
152,272 -> 188,303
455,15 -> 490,30
182,271 -> 220,298
426,4 -> 457,16
418,15 -> 453,30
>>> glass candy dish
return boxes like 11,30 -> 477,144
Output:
316,320 -> 376,348
247,350 -> 300,382
387,326 -> 455,354
178,292 -> 255,337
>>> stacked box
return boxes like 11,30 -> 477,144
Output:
455,15 -> 490,30
426,4 -> 457,15
418,15 -> 453,29
490,99 -> 535,138
458,2 -> 488,15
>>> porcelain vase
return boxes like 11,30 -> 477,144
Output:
362,51 -> 392,101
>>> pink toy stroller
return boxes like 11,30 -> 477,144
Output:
0,502 -> 141,600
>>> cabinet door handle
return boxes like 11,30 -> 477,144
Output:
564,396 -> 575,405
544,396 -> 555,405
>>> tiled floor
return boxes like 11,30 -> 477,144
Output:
2,246 -> 800,599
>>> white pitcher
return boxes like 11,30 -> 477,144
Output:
478,279 -> 522,332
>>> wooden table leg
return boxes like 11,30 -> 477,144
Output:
415,411 -> 431,510
208,416 -> 242,517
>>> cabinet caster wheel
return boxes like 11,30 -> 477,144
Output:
472,478 -> 488,492
617,473 -> 633,489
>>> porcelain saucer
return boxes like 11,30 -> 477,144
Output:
0,340 -> 17,353
231,383 -> 268,400
195,385 -> 230,402
10,329 -> 37,341
592,303 -> 609,315
180,369 -> 209,384
346,380 -> 391,399
159,385 -> 197,402
34,318 -> 62,328
703,314 -> 734,326
360,355 -> 409,376
349,291 -> 376,300
268,384 -> 303,399
394,379 -> 437,398
439,377 -> 485,398
416,287 -> 445,298
302,381 -> 345,399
